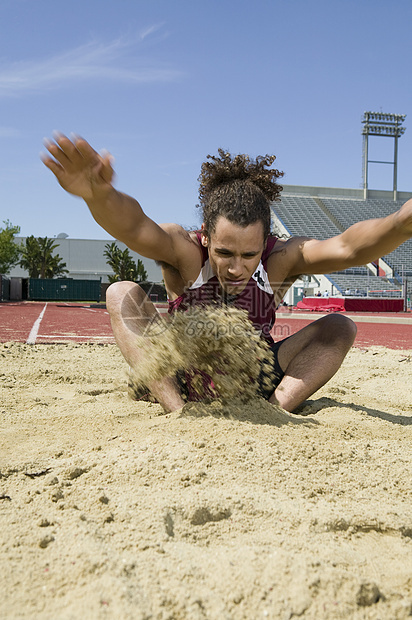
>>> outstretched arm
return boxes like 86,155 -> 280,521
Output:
42,134 -> 179,265
288,200 -> 412,276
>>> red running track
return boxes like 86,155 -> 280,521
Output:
0,301 -> 411,350
0,302 -> 114,344
272,316 -> 412,350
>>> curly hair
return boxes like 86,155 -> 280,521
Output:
197,149 -> 284,239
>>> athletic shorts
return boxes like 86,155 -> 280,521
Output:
177,336 -> 288,402
257,337 -> 288,399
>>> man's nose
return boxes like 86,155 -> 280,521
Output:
227,258 -> 243,277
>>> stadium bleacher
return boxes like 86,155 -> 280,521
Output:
321,197 -> 412,278
271,187 -> 412,299
271,195 -> 341,239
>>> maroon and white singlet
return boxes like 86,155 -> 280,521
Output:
168,232 -> 278,344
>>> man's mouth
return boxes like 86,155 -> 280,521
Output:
224,279 -> 245,287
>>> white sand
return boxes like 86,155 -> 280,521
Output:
1,341 -> 412,619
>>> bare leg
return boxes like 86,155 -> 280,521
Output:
106,281 -> 185,413
269,314 -> 357,412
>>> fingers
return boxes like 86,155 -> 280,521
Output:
41,132 -> 115,191
42,135 -> 76,172
99,151 -> 115,184
74,136 -> 100,161
42,133 -> 113,171
42,133 -> 95,168
40,154 -> 64,176
42,141 -> 71,172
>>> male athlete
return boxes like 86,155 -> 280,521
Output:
43,135 -> 412,412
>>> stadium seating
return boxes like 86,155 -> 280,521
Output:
271,192 -> 411,298
321,197 -> 412,278
272,196 -> 341,239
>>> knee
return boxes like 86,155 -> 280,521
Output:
106,281 -> 144,314
320,313 -> 357,346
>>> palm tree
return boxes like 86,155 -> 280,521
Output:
19,236 -> 68,278
104,242 -> 148,283
0,220 -> 21,275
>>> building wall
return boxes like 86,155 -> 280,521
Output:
9,238 -> 163,283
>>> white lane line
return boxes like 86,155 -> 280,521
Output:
26,303 -> 48,344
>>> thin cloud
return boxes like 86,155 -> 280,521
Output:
0,34 -> 182,97
0,126 -> 21,137
139,23 -> 165,41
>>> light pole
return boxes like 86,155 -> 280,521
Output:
362,111 -> 406,201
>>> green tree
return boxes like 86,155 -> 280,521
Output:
0,220 -> 21,275
104,242 -> 148,283
19,236 -> 68,278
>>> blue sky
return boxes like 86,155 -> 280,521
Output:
1,0 -> 411,240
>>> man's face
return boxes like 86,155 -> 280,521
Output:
201,216 -> 265,295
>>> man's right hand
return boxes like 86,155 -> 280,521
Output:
41,133 -> 201,277
42,133 -> 115,202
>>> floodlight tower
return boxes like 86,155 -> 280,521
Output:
362,111 -> 406,201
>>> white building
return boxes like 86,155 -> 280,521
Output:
9,237 -> 163,283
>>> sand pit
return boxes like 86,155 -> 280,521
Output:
1,340 -> 412,619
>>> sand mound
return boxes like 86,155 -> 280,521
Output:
181,397 -> 304,427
